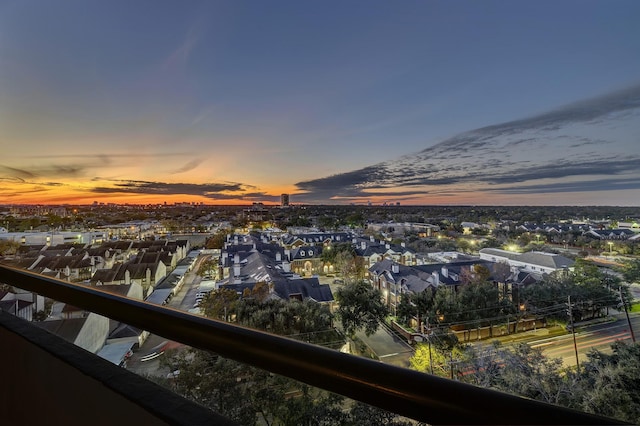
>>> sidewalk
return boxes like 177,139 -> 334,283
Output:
487,325 -> 566,345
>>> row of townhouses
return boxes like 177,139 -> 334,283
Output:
0,238 -> 193,367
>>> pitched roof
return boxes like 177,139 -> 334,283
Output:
37,318 -> 87,343
91,266 -> 121,284
0,299 -> 34,313
108,322 -> 143,339
289,246 -> 323,260
519,252 -> 574,269
480,248 -> 574,269
273,278 -> 334,303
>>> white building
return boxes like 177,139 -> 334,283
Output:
0,231 -> 106,246
479,248 -> 574,275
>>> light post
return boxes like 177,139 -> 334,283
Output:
608,242 -> 613,254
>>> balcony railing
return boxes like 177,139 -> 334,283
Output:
0,264 -> 625,425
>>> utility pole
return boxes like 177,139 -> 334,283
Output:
426,318 -> 434,375
449,351 -> 454,380
619,287 -> 636,343
567,295 -> 580,371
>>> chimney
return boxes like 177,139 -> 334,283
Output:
361,241 -> 366,250
392,264 -> 399,274
441,266 -> 448,278
284,249 -> 291,261
146,267 -> 151,284
282,261 -> 291,273
234,254 -> 240,264
233,235 -> 239,245
234,264 -> 241,277
401,242 -> 406,248
385,243 -> 390,250
432,271 -> 439,286
370,235 -> 375,242
276,251 -> 282,262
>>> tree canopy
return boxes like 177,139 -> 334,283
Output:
160,348 -> 412,426
335,280 -> 389,337
409,338 -> 640,424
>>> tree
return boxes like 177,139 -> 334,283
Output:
347,402 -> 413,426
251,281 -> 270,302
335,280 -> 389,337
578,342 -> 640,423
0,240 -> 20,256
205,229 -> 231,249
200,288 -> 238,321
396,291 -> 434,331
410,335 -> 464,378
197,257 -> 218,278
621,258 -> 640,284
459,264 -> 491,286
325,243 -> 364,283
236,298 -> 333,338
493,261 -> 511,284
160,349 -> 256,425
161,348 -> 346,426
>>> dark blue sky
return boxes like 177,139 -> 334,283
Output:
1,0 -> 639,204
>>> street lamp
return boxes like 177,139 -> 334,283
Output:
608,242 -> 613,254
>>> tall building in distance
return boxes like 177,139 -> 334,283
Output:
280,193 -> 290,207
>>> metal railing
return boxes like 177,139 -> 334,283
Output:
0,264 -> 624,425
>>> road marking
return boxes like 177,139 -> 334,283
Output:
379,353 -> 399,358
531,341 -> 555,348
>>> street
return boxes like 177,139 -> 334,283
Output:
529,313 -> 639,366
126,254 -> 208,377
355,323 -> 414,368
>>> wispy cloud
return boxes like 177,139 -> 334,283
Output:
0,166 -> 35,179
295,84 -> 640,202
0,164 -> 85,179
171,158 -> 206,174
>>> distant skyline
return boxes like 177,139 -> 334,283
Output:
1,1 -> 640,206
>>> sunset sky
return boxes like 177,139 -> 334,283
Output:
1,1 -> 640,206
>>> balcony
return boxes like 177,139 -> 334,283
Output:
0,264 -> 624,425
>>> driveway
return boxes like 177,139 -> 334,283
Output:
356,323 -> 414,368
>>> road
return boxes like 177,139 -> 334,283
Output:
126,254 -> 208,377
516,313 -> 639,367
355,323 -> 414,368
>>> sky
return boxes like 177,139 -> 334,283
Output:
1,0 -> 639,206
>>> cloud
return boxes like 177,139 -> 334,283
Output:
294,84 -> 640,203
0,176 -> 26,183
88,179 -> 278,201
22,153 -> 190,159
171,158 -> 206,174
0,164 -> 87,180
0,165 -> 36,179
488,177 -> 640,195
92,179 -> 241,194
